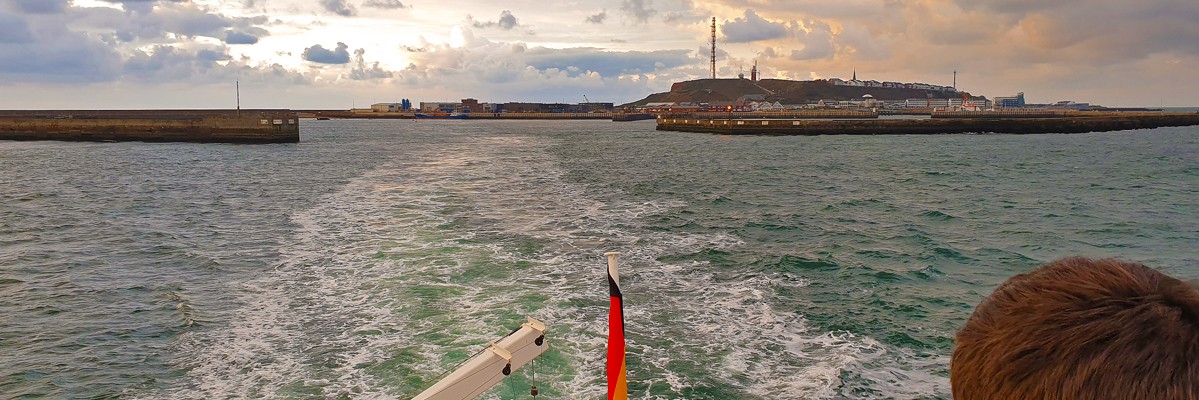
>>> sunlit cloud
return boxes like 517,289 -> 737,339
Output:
0,0 -> 1195,107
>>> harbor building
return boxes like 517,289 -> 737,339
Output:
993,92 -> 1026,108
416,100 -> 614,114
371,100 -> 411,112
420,102 -> 459,113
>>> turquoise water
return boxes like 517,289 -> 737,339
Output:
2,120 -> 1197,399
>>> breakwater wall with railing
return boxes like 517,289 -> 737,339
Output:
0,110 -> 300,143
466,112 -> 612,120
932,109 -> 1074,118
678,110 -> 879,119
656,112 -> 1199,135
303,111 -> 613,120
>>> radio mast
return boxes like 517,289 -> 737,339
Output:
710,17 -> 716,80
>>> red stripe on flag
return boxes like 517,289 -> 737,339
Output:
607,295 -> 627,400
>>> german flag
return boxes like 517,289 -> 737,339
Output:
605,252 -> 628,400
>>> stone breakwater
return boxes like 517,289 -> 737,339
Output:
0,110 -> 300,144
303,111 -> 613,120
656,112 -> 1199,135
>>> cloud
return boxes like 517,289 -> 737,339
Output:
362,0 -> 406,9
391,29 -> 689,102
302,42 -> 351,64
0,2 -> 308,87
350,48 -> 393,80
2,0 -> 1197,108
722,10 -> 788,43
120,44 -> 308,85
319,0 -> 356,16
789,19 -> 835,60
64,3 -> 271,44
225,30 -> 260,45
524,47 -> 693,77
8,0 -> 70,14
0,13 -> 34,43
471,10 -> 520,30
586,11 -> 607,24
660,0 -> 698,25
620,0 -> 655,24
837,24 -> 889,60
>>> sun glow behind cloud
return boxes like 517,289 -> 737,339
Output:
0,0 -> 1196,107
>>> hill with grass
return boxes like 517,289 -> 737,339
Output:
626,78 -> 980,106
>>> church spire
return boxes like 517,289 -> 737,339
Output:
852,69 -> 856,81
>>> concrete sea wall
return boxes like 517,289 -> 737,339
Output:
0,110 -> 300,144
656,113 -> 1199,136
303,111 -> 613,120
683,110 -> 879,119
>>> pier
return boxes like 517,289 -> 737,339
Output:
301,111 -> 613,120
656,112 -> 1199,135
0,110 -> 300,144
681,110 -> 879,119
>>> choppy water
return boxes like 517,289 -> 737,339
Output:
2,120 -> 1197,399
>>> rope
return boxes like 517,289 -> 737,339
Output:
530,359 -> 538,398
396,346 -> 488,400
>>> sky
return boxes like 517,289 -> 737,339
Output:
1,0 -> 1197,109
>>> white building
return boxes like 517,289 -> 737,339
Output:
371,103 -> 404,112
420,102 -> 459,112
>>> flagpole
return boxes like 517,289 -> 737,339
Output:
605,252 -> 628,400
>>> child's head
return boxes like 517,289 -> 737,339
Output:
952,257 -> 1199,399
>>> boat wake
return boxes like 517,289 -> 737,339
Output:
147,130 -> 942,399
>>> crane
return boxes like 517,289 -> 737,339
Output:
583,95 -> 590,104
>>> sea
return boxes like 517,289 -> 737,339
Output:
2,120 -> 1197,399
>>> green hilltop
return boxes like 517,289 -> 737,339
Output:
626,78 -> 980,106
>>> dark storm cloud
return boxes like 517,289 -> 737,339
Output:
471,10 -> 520,30
319,0 -> 356,16
302,42 -> 351,64
362,0 -> 406,9
721,10 -> 788,43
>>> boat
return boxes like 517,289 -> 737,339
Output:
410,252 -> 628,400
414,112 -> 469,120
411,318 -> 548,400
611,113 -> 655,122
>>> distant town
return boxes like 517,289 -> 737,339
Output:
354,75 -> 1103,119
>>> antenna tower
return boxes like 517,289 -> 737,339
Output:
710,17 -> 716,80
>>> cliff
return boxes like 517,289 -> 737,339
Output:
628,78 -> 977,106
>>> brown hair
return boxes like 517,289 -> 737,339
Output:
951,257 -> 1199,400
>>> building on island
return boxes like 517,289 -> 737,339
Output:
993,92 -> 1026,108
828,75 -> 958,92
370,99 -> 412,112
420,102 -> 459,113
413,100 -> 615,114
